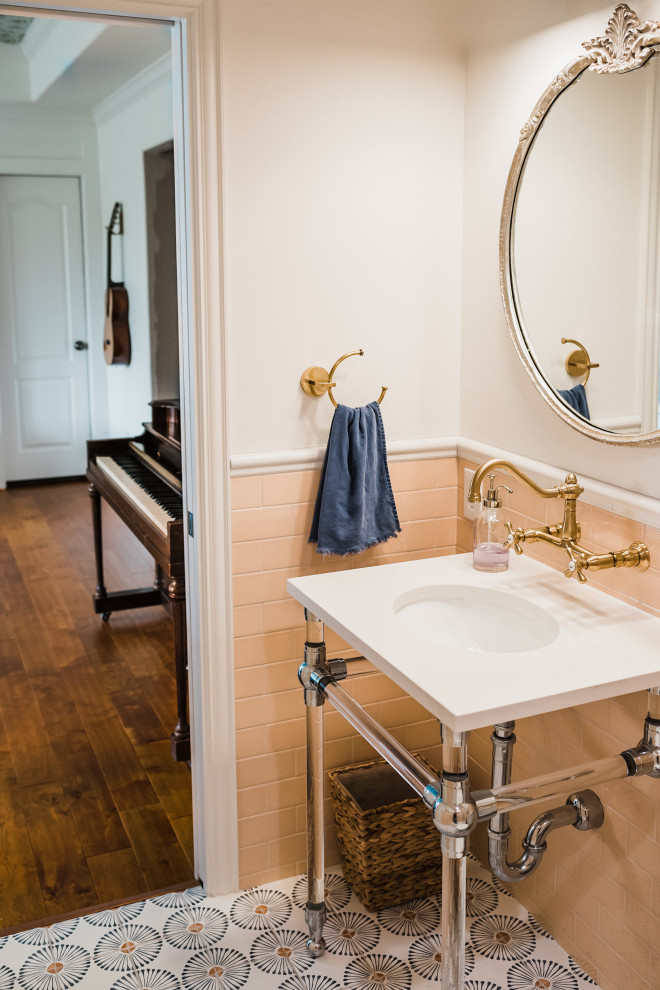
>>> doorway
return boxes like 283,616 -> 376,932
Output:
0,10 -> 199,931
0,0 -> 237,908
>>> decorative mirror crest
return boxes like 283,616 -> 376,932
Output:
583,3 -> 660,73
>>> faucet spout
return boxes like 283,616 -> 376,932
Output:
467,459 -> 583,505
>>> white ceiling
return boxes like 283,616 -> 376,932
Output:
0,18 -> 171,113
35,24 -> 171,111
0,1 -> 654,114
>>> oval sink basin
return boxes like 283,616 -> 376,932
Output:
393,584 -> 560,654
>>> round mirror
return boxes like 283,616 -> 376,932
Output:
501,4 -> 660,446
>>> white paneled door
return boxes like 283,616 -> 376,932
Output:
0,175 -> 91,481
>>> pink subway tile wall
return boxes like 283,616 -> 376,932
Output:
459,457 -> 660,990
231,457 -> 458,889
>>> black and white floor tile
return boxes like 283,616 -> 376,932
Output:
0,857 -> 600,989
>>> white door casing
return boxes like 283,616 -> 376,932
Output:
0,174 -> 91,481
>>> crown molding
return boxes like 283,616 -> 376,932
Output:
20,15 -> 55,58
93,51 -> 171,124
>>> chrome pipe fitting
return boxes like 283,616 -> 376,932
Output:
620,737 -> 660,778
299,657 -> 348,706
301,641 -> 326,706
488,826 -> 540,882
643,688 -> 660,776
523,801 -> 580,848
644,720 -> 660,761
434,776 -> 477,856
524,789 -> 604,846
567,789 -> 605,831
488,789 -> 604,883
622,734 -> 660,779
432,782 -> 477,849
305,903 -> 326,958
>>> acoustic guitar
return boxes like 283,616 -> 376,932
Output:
103,202 -> 131,366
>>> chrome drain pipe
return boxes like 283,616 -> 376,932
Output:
481,691 -> 660,883
488,789 -> 604,883
490,721 -> 516,834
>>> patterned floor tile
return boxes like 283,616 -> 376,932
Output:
0,859 -> 602,990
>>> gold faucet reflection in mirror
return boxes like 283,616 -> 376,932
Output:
467,459 -> 650,583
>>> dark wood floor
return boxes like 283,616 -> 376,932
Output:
0,480 -> 195,932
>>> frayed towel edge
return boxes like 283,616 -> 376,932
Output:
309,526 -> 401,558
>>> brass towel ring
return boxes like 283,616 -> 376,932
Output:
561,337 -> 600,385
301,349 -> 388,407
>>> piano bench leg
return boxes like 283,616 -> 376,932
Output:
101,612 -> 111,622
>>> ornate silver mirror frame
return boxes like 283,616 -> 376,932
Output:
500,4 -> 660,446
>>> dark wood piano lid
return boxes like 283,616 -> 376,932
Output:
143,421 -> 181,453
143,423 -> 182,475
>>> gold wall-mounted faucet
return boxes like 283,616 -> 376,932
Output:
467,459 -> 650,583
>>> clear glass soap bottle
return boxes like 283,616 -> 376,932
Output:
473,474 -> 513,572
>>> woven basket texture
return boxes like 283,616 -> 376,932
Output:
328,755 -> 442,910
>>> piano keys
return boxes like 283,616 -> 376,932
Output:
87,420 -> 189,762
95,451 -> 183,536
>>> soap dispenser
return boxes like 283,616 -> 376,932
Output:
473,474 -> 513,572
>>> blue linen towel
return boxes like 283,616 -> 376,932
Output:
558,384 -> 590,420
309,401 -> 401,556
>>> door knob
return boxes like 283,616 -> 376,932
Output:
74,340 -> 88,350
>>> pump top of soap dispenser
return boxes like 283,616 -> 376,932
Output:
483,474 -> 512,508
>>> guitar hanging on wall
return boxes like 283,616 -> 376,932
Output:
103,202 -> 131,365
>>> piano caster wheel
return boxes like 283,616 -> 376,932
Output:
101,612 -> 111,622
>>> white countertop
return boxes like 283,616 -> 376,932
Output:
287,553 -> 660,731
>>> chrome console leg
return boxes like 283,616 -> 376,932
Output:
440,727 -> 470,990
303,610 -> 327,958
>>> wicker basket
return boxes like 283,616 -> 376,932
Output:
328,755 -> 442,910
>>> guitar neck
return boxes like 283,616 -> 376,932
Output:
107,227 -> 112,287
106,203 -> 124,288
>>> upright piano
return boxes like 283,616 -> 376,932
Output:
87,409 -> 189,762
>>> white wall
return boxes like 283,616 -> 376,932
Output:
95,63 -> 173,437
0,43 -> 30,100
220,0 -> 465,456
460,5 -> 660,499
